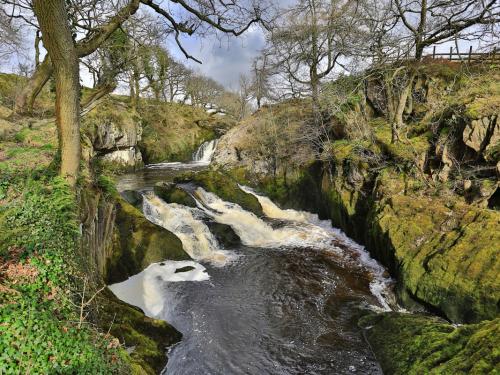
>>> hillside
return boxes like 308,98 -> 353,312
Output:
209,61 -> 500,373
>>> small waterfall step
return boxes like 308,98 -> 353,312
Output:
192,139 -> 218,163
142,192 -> 234,265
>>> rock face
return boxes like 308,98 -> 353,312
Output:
359,312 -> 500,374
258,161 -> 500,324
463,115 -> 499,161
79,186 -> 190,373
212,120 -> 267,174
83,101 -> 144,169
100,147 -> 143,167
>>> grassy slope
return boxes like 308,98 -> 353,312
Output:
0,73 -> 207,373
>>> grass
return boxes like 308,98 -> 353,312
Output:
0,174 -> 129,373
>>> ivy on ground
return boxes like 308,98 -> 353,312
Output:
0,173 -> 127,374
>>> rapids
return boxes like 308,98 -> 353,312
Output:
111,158 -> 397,374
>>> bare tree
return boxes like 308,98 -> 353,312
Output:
266,0 -> 361,122
392,0 -> 499,60
0,7 -> 21,60
250,52 -> 272,109
4,0 -> 269,186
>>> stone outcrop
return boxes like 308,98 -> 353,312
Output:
463,115 -> 499,161
359,312 -> 500,374
79,185 -> 190,373
83,101 -> 144,169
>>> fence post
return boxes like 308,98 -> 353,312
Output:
433,46 -> 436,58
449,46 -> 453,60
468,46 -> 472,63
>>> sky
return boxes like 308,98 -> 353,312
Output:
1,1 -> 496,91
171,25 -> 266,90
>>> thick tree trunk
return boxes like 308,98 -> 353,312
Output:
33,0 -> 81,186
16,0 -> 140,114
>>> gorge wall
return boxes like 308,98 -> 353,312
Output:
209,63 -> 499,373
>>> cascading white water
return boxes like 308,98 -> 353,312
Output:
239,184 -> 315,223
109,261 -> 209,318
239,185 -> 396,310
193,187 -> 336,249
192,139 -> 218,163
194,186 -> 395,310
142,193 -> 234,266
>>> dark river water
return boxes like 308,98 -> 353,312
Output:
112,156 -> 394,375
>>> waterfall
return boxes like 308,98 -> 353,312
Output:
192,139 -> 218,163
193,187 -> 336,249
142,193 -> 234,266
108,261 -> 209,318
239,184 -> 315,223
194,186 -> 395,310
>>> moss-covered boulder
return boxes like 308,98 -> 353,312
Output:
96,289 -> 181,375
174,169 -> 263,216
359,312 -> 500,375
107,198 -> 190,283
205,222 -> 241,248
368,192 -> 500,323
154,182 -> 196,207
120,190 -> 144,209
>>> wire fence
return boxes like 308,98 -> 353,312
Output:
424,46 -> 499,63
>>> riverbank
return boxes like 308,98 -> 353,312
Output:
0,76 -> 223,373
206,61 -> 499,372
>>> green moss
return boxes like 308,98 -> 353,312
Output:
95,290 -> 181,375
154,182 -> 196,207
371,193 -> 500,323
360,312 -> 500,375
373,121 -> 430,163
175,169 -> 263,216
106,197 -> 190,284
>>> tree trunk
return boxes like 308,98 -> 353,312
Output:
14,55 -> 53,114
34,30 -> 41,67
16,0 -> 140,114
391,72 -> 416,143
311,70 -> 321,124
33,0 -> 81,186
309,1 -> 321,125
81,80 -> 117,111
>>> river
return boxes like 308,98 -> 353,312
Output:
110,140 -> 396,374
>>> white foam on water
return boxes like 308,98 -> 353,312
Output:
193,187 -> 337,250
108,261 -> 209,318
198,185 -> 395,311
142,193 -> 236,266
192,139 -> 218,164
239,184 -> 314,223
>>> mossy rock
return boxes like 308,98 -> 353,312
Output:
154,182 -> 196,207
359,312 -> 500,375
107,197 -> 190,283
370,194 -> 500,323
137,102 -> 218,164
96,289 -> 181,375
205,221 -> 241,248
120,190 -> 144,209
174,169 -> 263,216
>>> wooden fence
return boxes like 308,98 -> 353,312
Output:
425,46 -> 499,63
